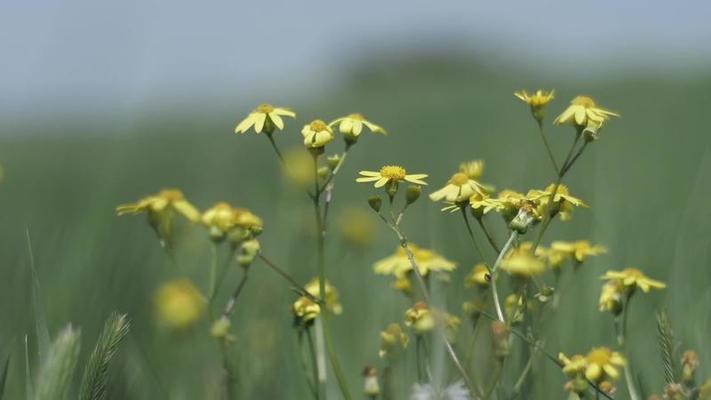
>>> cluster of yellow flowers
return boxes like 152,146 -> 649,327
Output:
559,347 -> 625,396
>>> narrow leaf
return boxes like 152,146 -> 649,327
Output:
25,229 -> 50,362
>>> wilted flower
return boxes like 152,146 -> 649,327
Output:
374,244 -> 456,278
305,278 -> 342,315
154,279 -> 205,330
362,366 -> 380,397
601,268 -> 666,293
404,302 -> 435,334
329,113 -> 386,143
554,95 -> 619,128
302,119 -> 335,148
681,350 -> 700,382
234,103 -> 295,135
550,240 -> 607,263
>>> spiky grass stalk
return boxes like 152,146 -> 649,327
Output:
78,313 -> 130,400
34,325 -> 81,400
656,310 -> 677,385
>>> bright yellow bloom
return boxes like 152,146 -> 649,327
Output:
602,268 -> 666,293
305,278 -> 343,315
379,323 -> 409,358
429,172 -> 486,203
514,90 -> 555,110
500,246 -> 546,278
302,119 -> 335,148
554,96 -> 619,127
116,188 -> 200,222
551,240 -> 607,263
404,302 -> 435,334
528,184 -> 587,221
598,280 -> 625,314
154,279 -> 205,330
234,103 -> 295,134
459,160 -> 485,180
559,353 -> 588,377
464,263 -> 490,287
357,165 -> 428,188
374,244 -> 456,278
292,296 -> 321,322
329,113 -> 386,140
585,347 -> 625,383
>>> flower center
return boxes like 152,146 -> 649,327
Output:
255,103 -> 275,113
347,113 -> 364,121
379,165 -> 407,180
309,119 -> 328,132
449,172 -> 470,186
622,268 -> 643,279
571,96 -> 596,108
587,348 -> 612,365
160,189 -> 184,201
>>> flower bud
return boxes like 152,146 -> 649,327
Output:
681,350 -> 700,383
509,202 -> 538,233
405,185 -> 422,205
236,239 -> 260,267
362,366 -> 380,397
368,196 -> 383,213
211,316 -> 231,338
327,154 -> 341,170
317,166 -> 330,179
490,321 -> 509,358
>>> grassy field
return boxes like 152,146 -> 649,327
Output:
1,56 -> 710,399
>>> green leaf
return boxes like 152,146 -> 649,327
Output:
25,229 -> 50,363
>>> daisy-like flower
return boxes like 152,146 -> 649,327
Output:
292,296 -> 321,323
601,268 -> 666,293
302,119 -> 335,148
554,95 -> 619,128
459,160 -> 485,180
379,323 -> 409,358
585,347 -> 625,383
464,263 -> 490,287
500,246 -> 546,278
154,279 -> 205,330
404,302 -> 460,337
357,165 -> 428,188
551,240 -> 607,263
305,278 -> 343,315
598,280 -> 625,314
373,244 -> 456,278
559,353 -> 588,377
234,103 -> 295,135
528,184 -> 588,221
514,89 -> 555,120
429,172 -> 486,203
329,113 -> 386,142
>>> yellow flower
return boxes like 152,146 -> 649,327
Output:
554,96 -> 619,128
585,347 -> 625,383
559,353 -> 588,377
374,244 -> 456,278
336,207 -> 377,248
234,103 -> 295,134
465,263 -> 490,287
154,279 -> 205,330
292,296 -> 321,323
550,240 -> 607,263
305,278 -> 343,315
379,323 -> 409,358
429,172 -> 486,203
500,246 -> 546,278
329,113 -> 386,141
357,165 -> 428,188
545,248 -> 570,269
602,268 -> 666,293
302,119 -> 335,148
528,184 -> 587,221
117,188 -> 200,221
459,160 -> 485,180
404,302 -> 435,334
598,280 -> 625,314
201,202 -> 241,240
391,275 -> 413,295
514,90 -> 555,120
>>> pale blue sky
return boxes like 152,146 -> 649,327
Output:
2,0 -> 710,116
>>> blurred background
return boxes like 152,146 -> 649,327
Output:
1,0 -> 711,398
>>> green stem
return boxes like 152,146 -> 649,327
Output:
208,242 -> 219,300
265,133 -> 285,163
491,231 -> 518,322
618,294 -> 641,400
536,119 -> 559,172
483,359 -> 503,400
256,253 -> 320,303
415,337 -> 424,383
460,207 -> 488,260
476,216 -> 501,253
210,247 -> 236,304
306,329 -> 321,400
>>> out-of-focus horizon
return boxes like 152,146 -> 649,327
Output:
2,0 -> 711,122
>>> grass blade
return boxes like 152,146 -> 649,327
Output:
25,229 -> 50,363
0,354 -> 10,400
79,313 -> 130,400
24,336 -> 32,400
34,325 -> 81,400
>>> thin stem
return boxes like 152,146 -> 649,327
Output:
512,351 -> 535,395
415,337 -> 424,383
618,294 -> 641,400
536,119 -> 559,172
491,231 -> 519,322
256,253 -> 321,304
306,329 -> 321,400
265,133 -> 285,163
221,268 -> 249,318
476,216 -> 501,253
460,207 -> 487,260
210,247 -> 237,303
208,242 -> 219,300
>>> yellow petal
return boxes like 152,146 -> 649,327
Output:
269,113 -> 284,130
234,115 -> 255,134
356,176 -> 381,183
254,113 -> 267,133
374,177 -> 390,188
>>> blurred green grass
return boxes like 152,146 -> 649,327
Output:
1,55 -> 710,399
